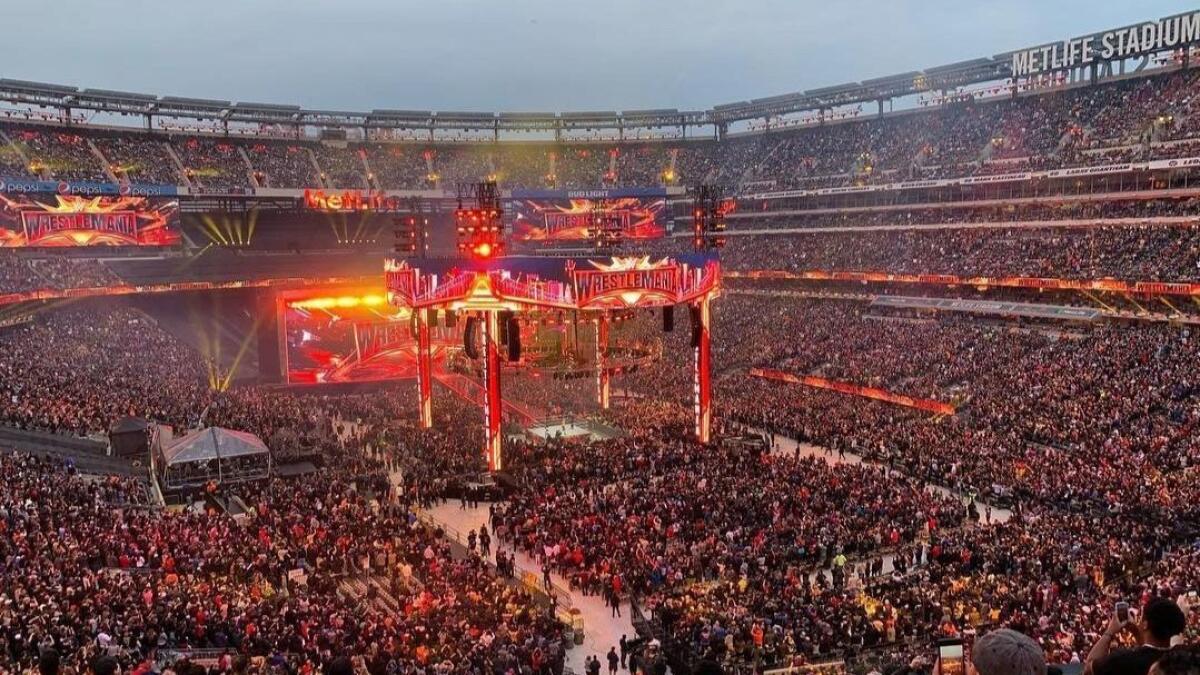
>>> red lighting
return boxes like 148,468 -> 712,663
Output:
473,242 -> 494,258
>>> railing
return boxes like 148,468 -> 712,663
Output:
762,661 -> 846,675
155,648 -> 301,670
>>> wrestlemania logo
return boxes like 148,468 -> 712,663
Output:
572,256 -> 680,307
0,194 -> 180,247
512,198 -> 666,241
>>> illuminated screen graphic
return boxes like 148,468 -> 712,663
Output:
0,194 -> 180,247
511,197 -> 667,241
283,294 -> 420,385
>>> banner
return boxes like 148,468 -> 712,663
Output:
1045,163 -> 1134,178
0,178 -> 178,197
304,188 -> 410,212
0,194 -> 180,247
1009,11 -> 1200,78
740,156 -> 1200,201
870,295 -> 1101,321
749,368 -> 956,416
573,261 -> 681,307
509,187 -> 668,200
383,253 -> 720,310
187,185 -> 254,196
1147,157 -> 1200,171
511,196 -> 667,241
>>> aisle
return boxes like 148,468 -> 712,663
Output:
424,501 -> 636,675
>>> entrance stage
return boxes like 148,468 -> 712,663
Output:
525,417 -> 621,442
386,252 -> 721,470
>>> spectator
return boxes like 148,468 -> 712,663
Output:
38,649 -> 60,675
1088,599 -> 1187,675
972,629 -> 1046,675
1150,647 -> 1200,675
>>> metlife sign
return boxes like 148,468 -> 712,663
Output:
1010,11 -> 1200,77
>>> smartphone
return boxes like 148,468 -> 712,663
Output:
1116,601 -> 1130,624
938,639 -> 966,675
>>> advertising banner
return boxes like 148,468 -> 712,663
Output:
0,178 -> 178,197
0,193 -> 180,247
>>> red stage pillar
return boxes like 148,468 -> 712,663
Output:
482,311 -> 504,471
596,314 -> 610,409
416,308 -> 433,429
694,297 -> 712,444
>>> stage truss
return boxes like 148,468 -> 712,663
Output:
386,253 -> 721,471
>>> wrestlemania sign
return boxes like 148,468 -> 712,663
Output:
571,257 -> 682,307
385,254 -> 720,311
510,188 -> 668,242
0,194 -> 180,247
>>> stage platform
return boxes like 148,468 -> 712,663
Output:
524,418 -> 621,442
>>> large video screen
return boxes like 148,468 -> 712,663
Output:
283,294 -> 418,385
0,194 -> 180,247
511,196 -> 667,241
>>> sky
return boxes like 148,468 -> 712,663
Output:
2,0 -> 1196,113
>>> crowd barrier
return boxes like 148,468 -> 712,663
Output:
750,368 -> 956,415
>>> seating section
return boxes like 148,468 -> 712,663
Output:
2,67 -> 1199,191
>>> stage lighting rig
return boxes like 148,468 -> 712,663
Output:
393,215 -> 420,255
691,184 -> 730,252
455,181 -> 506,259
585,200 -> 626,250
393,197 -> 430,257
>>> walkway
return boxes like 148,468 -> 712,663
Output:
423,501 -> 636,675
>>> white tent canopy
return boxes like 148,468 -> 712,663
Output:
156,427 -> 271,490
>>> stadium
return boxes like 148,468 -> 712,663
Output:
2,4 -> 1200,675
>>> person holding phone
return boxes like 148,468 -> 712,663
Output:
1087,598 -> 1188,675
938,640 -> 967,675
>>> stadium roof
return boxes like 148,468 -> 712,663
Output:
0,11 -> 1193,131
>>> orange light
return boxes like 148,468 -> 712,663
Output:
288,293 -> 389,310
473,242 -> 494,258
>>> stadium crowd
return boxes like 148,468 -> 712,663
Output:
5,59 -> 1200,675
621,295 -> 1200,517
0,451 -> 566,674
715,223 -> 1200,282
2,66 -> 1200,192
725,198 -> 1200,231
0,286 -> 1197,673
0,254 -> 123,294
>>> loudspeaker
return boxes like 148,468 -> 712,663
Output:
428,309 -> 439,328
498,311 -> 513,346
689,305 -> 702,348
446,310 -> 457,328
109,417 -> 150,459
663,305 -> 675,332
409,313 -> 418,339
464,317 -> 479,359
257,289 -> 283,384
506,315 -> 521,361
